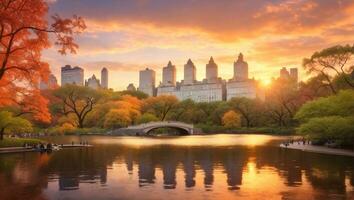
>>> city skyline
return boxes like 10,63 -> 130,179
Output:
41,0 -> 354,90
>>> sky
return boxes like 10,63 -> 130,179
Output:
43,0 -> 354,90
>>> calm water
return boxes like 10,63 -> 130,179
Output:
0,134 -> 353,200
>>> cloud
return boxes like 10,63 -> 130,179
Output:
49,0 -> 354,41
43,0 -> 354,89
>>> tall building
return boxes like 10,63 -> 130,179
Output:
206,57 -> 218,83
85,74 -> 100,89
162,61 -> 176,86
233,53 -> 248,80
279,67 -> 298,82
101,67 -> 108,89
157,58 -> 225,102
61,65 -> 84,86
138,68 -> 156,97
39,74 -> 58,90
226,79 -> 259,100
290,68 -> 298,83
279,67 -> 290,79
227,54 -> 263,100
183,59 -> 196,85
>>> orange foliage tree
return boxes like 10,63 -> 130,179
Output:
0,0 -> 85,123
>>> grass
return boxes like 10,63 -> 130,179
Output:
0,137 -> 44,148
195,124 -> 296,135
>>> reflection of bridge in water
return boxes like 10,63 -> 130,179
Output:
111,121 -> 199,135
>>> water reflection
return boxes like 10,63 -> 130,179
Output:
0,135 -> 353,200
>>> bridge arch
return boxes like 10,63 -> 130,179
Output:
143,126 -> 190,135
125,121 -> 195,135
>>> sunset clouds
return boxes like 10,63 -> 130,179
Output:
43,0 -> 354,90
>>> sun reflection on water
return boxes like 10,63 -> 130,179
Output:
92,134 -> 277,147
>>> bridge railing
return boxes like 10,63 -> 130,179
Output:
127,121 -> 193,129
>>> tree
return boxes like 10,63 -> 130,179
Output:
119,90 -> 148,99
228,97 -> 260,127
54,85 -> 103,128
142,95 -> 178,121
295,90 -> 354,146
0,0 -> 85,123
303,44 -> 354,94
222,110 -> 241,128
0,111 -> 32,140
104,109 -> 131,129
136,113 -> 159,124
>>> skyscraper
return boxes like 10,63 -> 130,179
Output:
290,68 -> 298,83
39,74 -> 58,90
233,53 -> 248,81
138,68 -> 156,96
279,67 -> 290,79
101,67 -> 108,89
162,61 -> 176,86
206,57 -> 218,83
61,65 -> 84,86
85,74 -> 100,89
183,59 -> 196,85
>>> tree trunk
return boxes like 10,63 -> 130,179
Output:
0,128 -> 4,140
78,119 -> 84,128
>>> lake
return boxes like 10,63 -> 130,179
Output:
0,134 -> 353,200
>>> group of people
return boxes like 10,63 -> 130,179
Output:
282,138 -> 311,148
71,141 -> 90,146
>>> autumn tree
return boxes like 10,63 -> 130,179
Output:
222,110 -> 241,128
0,0 -> 85,123
0,111 -> 32,140
104,109 -> 131,129
228,97 -> 260,127
142,95 -> 178,121
54,85 -> 103,128
303,44 -> 354,94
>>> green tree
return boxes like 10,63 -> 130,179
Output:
53,85 -> 104,128
295,90 -> 354,122
295,90 -> 354,146
136,113 -> 159,124
0,111 -> 32,140
228,97 -> 260,127
303,44 -> 354,94
142,95 -> 179,121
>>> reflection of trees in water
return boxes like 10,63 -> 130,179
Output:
46,147 -> 119,190
0,153 -> 49,199
253,146 -> 354,199
0,144 -> 353,198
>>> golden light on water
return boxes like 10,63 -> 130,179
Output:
93,134 -> 277,147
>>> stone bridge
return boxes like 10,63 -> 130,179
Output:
110,121 -> 199,135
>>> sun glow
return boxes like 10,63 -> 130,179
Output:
260,79 -> 271,87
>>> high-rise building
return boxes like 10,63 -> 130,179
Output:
206,57 -> 218,83
85,74 -> 101,89
183,59 -> 196,85
101,67 -> 108,89
162,61 -> 176,86
61,65 -> 84,86
290,68 -> 298,83
233,53 -> 248,80
138,68 -> 156,96
279,67 -> 290,79
39,74 -> 58,90
227,54 -> 263,100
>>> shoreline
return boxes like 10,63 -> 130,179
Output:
280,143 -> 354,157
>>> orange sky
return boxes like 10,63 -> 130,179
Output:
43,0 -> 354,90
